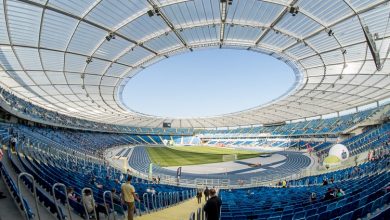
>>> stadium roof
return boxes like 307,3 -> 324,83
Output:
0,0 -> 389,128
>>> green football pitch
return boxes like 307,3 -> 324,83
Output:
146,146 -> 262,167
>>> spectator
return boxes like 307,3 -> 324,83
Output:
282,180 -> 287,188
324,188 -> 335,201
204,187 -> 210,201
323,179 -> 328,186
111,188 -> 121,204
10,136 -> 17,152
91,177 -> 103,189
196,189 -> 203,204
335,187 -> 345,198
67,187 -> 80,202
330,177 -> 334,184
310,192 -> 317,203
82,189 -> 107,220
203,189 -> 222,220
121,176 -> 140,220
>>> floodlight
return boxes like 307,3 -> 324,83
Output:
147,10 -> 154,17
86,57 -> 92,64
327,29 -> 334,36
105,32 -> 115,41
289,6 -> 299,16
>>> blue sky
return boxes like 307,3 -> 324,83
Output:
122,49 -> 295,118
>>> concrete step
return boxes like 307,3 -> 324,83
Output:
0,167 -> 24,220
3,150 -> 57,220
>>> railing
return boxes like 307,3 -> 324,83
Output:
142,193 -> 150,213
52,183 -> 72,220
103,191 -> 117,220
17,172 -> 41,220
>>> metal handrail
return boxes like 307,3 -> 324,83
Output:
164,192 -> 168,206
82,187 -> 97,220
196,207 -> 201,220
134,192 -> 142,216
151,193 -> 157,210
52,183 -> 72,220
103,191 -> 117,220
17,172 -> 41,220
172,192 -> 176,204
189,212 -> 195,220
142,193 -> 150,213
168,192 -> 173,206
157,192 -> 163,209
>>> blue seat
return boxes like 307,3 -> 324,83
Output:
305,208 -> 317,217
382,193 -> 390,205
326,202 -> 337,211
371,205 -> 390,220
371,197 -> 383,213
339,211 -> 353,220
306,214 -> 318,220
316,206 -> 327,214
233,214 -> 247,220
281,213 -> 293,220
361,201 -> 374,218
317,211 -> 330,220
351,207 -> 363,219
336,199 -> 347,208
329,207 -> 341,219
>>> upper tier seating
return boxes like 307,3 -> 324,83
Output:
0,87 -> 193,135
197,107 -> 380,137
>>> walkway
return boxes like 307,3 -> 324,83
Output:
136,197 -> 204,220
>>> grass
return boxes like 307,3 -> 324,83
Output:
146,146 -> 262,167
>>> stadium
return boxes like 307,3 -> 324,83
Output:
0,0 -> 389,220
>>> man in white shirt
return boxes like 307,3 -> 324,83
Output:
82,189 -> 106,220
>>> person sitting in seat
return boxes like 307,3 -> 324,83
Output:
335,187 -> 345,198
310,192 -> 317,203
67,187 -> 80,202
324,188 -> 335,201
82,189 -> 107,220
91,177 -> 103,189
111,188 -> 121,204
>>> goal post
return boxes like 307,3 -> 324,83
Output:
222,154 -> 237,162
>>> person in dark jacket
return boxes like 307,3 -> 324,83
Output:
196,189 -> 203,204
203,188 -> 222,220
204,187 -> 210,201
